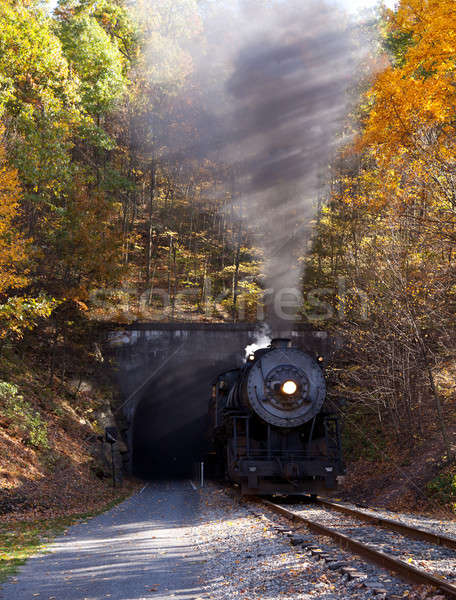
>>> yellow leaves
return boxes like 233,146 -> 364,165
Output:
360,0 -> 456,161
395,0 -> 456,69
346,2 -> 456,226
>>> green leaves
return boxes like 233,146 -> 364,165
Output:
427,470 -> 456,507
0,381 -> 49,449
57,11 -> 126,115
0,0 -> 80,240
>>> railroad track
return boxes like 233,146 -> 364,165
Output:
314,497 -> 456,550
255,497 -> 456,599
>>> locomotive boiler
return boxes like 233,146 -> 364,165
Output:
208,338 -> 344,495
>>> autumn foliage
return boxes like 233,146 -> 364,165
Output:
0,132 -> 28,294
0,0 -> 455,514
303,0 -> 456,496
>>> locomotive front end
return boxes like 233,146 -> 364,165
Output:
210,338 -> 344,495
242,338 -> 326,429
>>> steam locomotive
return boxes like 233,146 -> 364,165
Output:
208,338 -> 344,495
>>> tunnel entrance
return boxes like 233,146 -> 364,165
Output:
132,359 -> 216,479
108,323 -> 335,479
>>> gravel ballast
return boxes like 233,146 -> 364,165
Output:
327,500 -> 456,541
287,502 -> 456,583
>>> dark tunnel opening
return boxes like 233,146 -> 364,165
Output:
118,326 -> 331,480
131,358 -> 226,479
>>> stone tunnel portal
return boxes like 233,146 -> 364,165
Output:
109,324 -> 335,480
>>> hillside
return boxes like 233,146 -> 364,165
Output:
0,0 -> 455,534
0,307 -> 132,521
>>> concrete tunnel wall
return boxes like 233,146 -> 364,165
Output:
107,323 -> 338,479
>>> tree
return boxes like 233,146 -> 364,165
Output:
0,0 -> 80,239
0,128 -> 28,294
303,0 -> 456,459
56,6 -> 127,116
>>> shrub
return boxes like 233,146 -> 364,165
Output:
0,381 -> 49,449
426,471 -> 456,507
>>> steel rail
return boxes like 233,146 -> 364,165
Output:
259,498 -> 456,599
314,497 -> 456,551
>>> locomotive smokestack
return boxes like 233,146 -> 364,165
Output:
270,338 -> 291,349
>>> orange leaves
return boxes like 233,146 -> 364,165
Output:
56,178 -> 123,299
394,0 -> 456,75
345,0 -> 456,224
362,0 -> 456,159
0,128 -> 29,294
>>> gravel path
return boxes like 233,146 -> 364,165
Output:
194,486 -> 437,600
3,481 -> 452,599
287,502 -> 456,583
0,481 -> 203,600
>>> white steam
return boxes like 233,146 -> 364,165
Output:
133,0 -> 370,330
244,324 -> 272,359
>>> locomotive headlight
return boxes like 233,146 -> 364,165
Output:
281,380 -> 298,395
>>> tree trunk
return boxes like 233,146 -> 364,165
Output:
146,161 -> 156,287
231,219 -> 242,322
